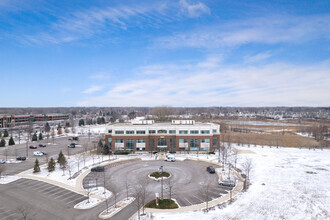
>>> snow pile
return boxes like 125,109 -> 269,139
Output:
141,146 -> 330,220
74,197 -> 101,209
0,175 -> 21,184
99,197 -> 135,219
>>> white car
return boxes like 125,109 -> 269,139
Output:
33,151 -> 44,156
165,155 -> 175,162
0,159 -> 6,164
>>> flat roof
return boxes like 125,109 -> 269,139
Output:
110,122 -> 217,127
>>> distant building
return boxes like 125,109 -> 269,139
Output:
0,113 -> 69,128
105,120 -> 220,153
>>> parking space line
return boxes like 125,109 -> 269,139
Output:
41,188 -> 63,196
39,185 -> 59,193
61,193 -> 83,202
191,195 -> 204,203
65,196 -> 85,205
182,197 -> 193,206
0,210 -> 16,220
52,190 -> 73,199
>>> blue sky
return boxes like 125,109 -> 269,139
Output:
0,0 -> 329,107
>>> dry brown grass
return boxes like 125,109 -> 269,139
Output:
222,131 -> 319,148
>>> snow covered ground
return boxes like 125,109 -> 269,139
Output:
0,175 -> 21,184
140,146 -> 330,220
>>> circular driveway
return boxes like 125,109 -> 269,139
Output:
84,159 -> 234,208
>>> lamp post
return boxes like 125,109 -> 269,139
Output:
159,166 -> 163,199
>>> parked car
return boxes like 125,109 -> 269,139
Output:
219,180 -> 236,187
72,137 -> 79,141
68,143 -> 76,148
16,156 -> 26,161
40,151 -> 48,155
165,155 -> 176,162
91,166 -> 105,172
206,166 -> 215,174
34,151 -> 44,156
0,159 -> 6,164
29,146 -> 37,149
39,144 -> 46,147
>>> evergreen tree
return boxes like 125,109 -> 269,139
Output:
3,129 -> 8,137
32,132 -> 38,141
65,121 -> 70,127
44,122 -> 51,133
39,132 -> 43,140
8,136 -> 15,145
102,142 -> 110,154
48,158 -> 55,172
58,151 -> 67,168
57,150 -> 64,163
0,139 -> 5,147
33,159 -> 40,173
79,119 -> 85,126
57,123 -> 62,130
0,130 -> 2,138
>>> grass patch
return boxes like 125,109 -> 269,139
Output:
145,199 -> 178,209
150,171 -> 170,179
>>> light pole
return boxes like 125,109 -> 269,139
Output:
159,166 -> 164,199
26,137 -> 29,157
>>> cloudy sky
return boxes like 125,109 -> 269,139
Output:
1,0 -> 329,107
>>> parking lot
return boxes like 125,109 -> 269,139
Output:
0,135 -> 98,175
83,159 -> 234,220
0,178 -> 90,220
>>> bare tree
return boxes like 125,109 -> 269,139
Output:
16,206 -> 34,220
51,128 -> 55,144
150,106 -> 174,121
0,164 -> 6,179
199,180 -> 212,212
66,146 -> 71,159
242,158 -> 253,190
132,185 -> 143,220
125,176 -> 130,200
166,177 -> 175,202
141,179 -> 149,215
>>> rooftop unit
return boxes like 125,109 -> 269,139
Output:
171,120 -> 195,125
131,119 -> 154,125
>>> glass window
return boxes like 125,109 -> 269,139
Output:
136,130 -> 146,134
179,130 -> 188,134
108,138 -> 112,148
108,130 -> 112,133
190,130 -> 199,134
213,137 -> 217,148
158,130 -> 167,134
169,130 -> 176,134
158,138 -> 167,146
190,139 -> 199,151
115,130 -> 124,134
179,138 -> 188,143
201,138 -> 210,143
201,130 -> 210,134
213,129 -> 217,133
126,130 -> 134,134
136,139 -> 145,143
115,139 -> 124,143
149,130 -> 156,134
126,139 -> 134,151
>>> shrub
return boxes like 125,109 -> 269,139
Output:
208,151 -> 215,154
150,171 -> 170,179
145,199 -> 178,209
114,151 -> 129,155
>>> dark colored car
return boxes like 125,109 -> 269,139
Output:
16,156 -> 26,161
206,166 -> 215,174
72,137 -> 79,141
68,143 -> 76,148
219,180 -> 236,187
39,144 -> 46,147
29,146 -> 37,149
91,166 -> 105,172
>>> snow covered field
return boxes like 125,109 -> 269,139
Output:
142,146 -> 330,220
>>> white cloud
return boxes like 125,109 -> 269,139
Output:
90,73 -> 111,80
179,0 -> 210,18
83,86 -> 103,94
244,51 -> 273,63
77,57 -> 330,107
156,15 -> 330,49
